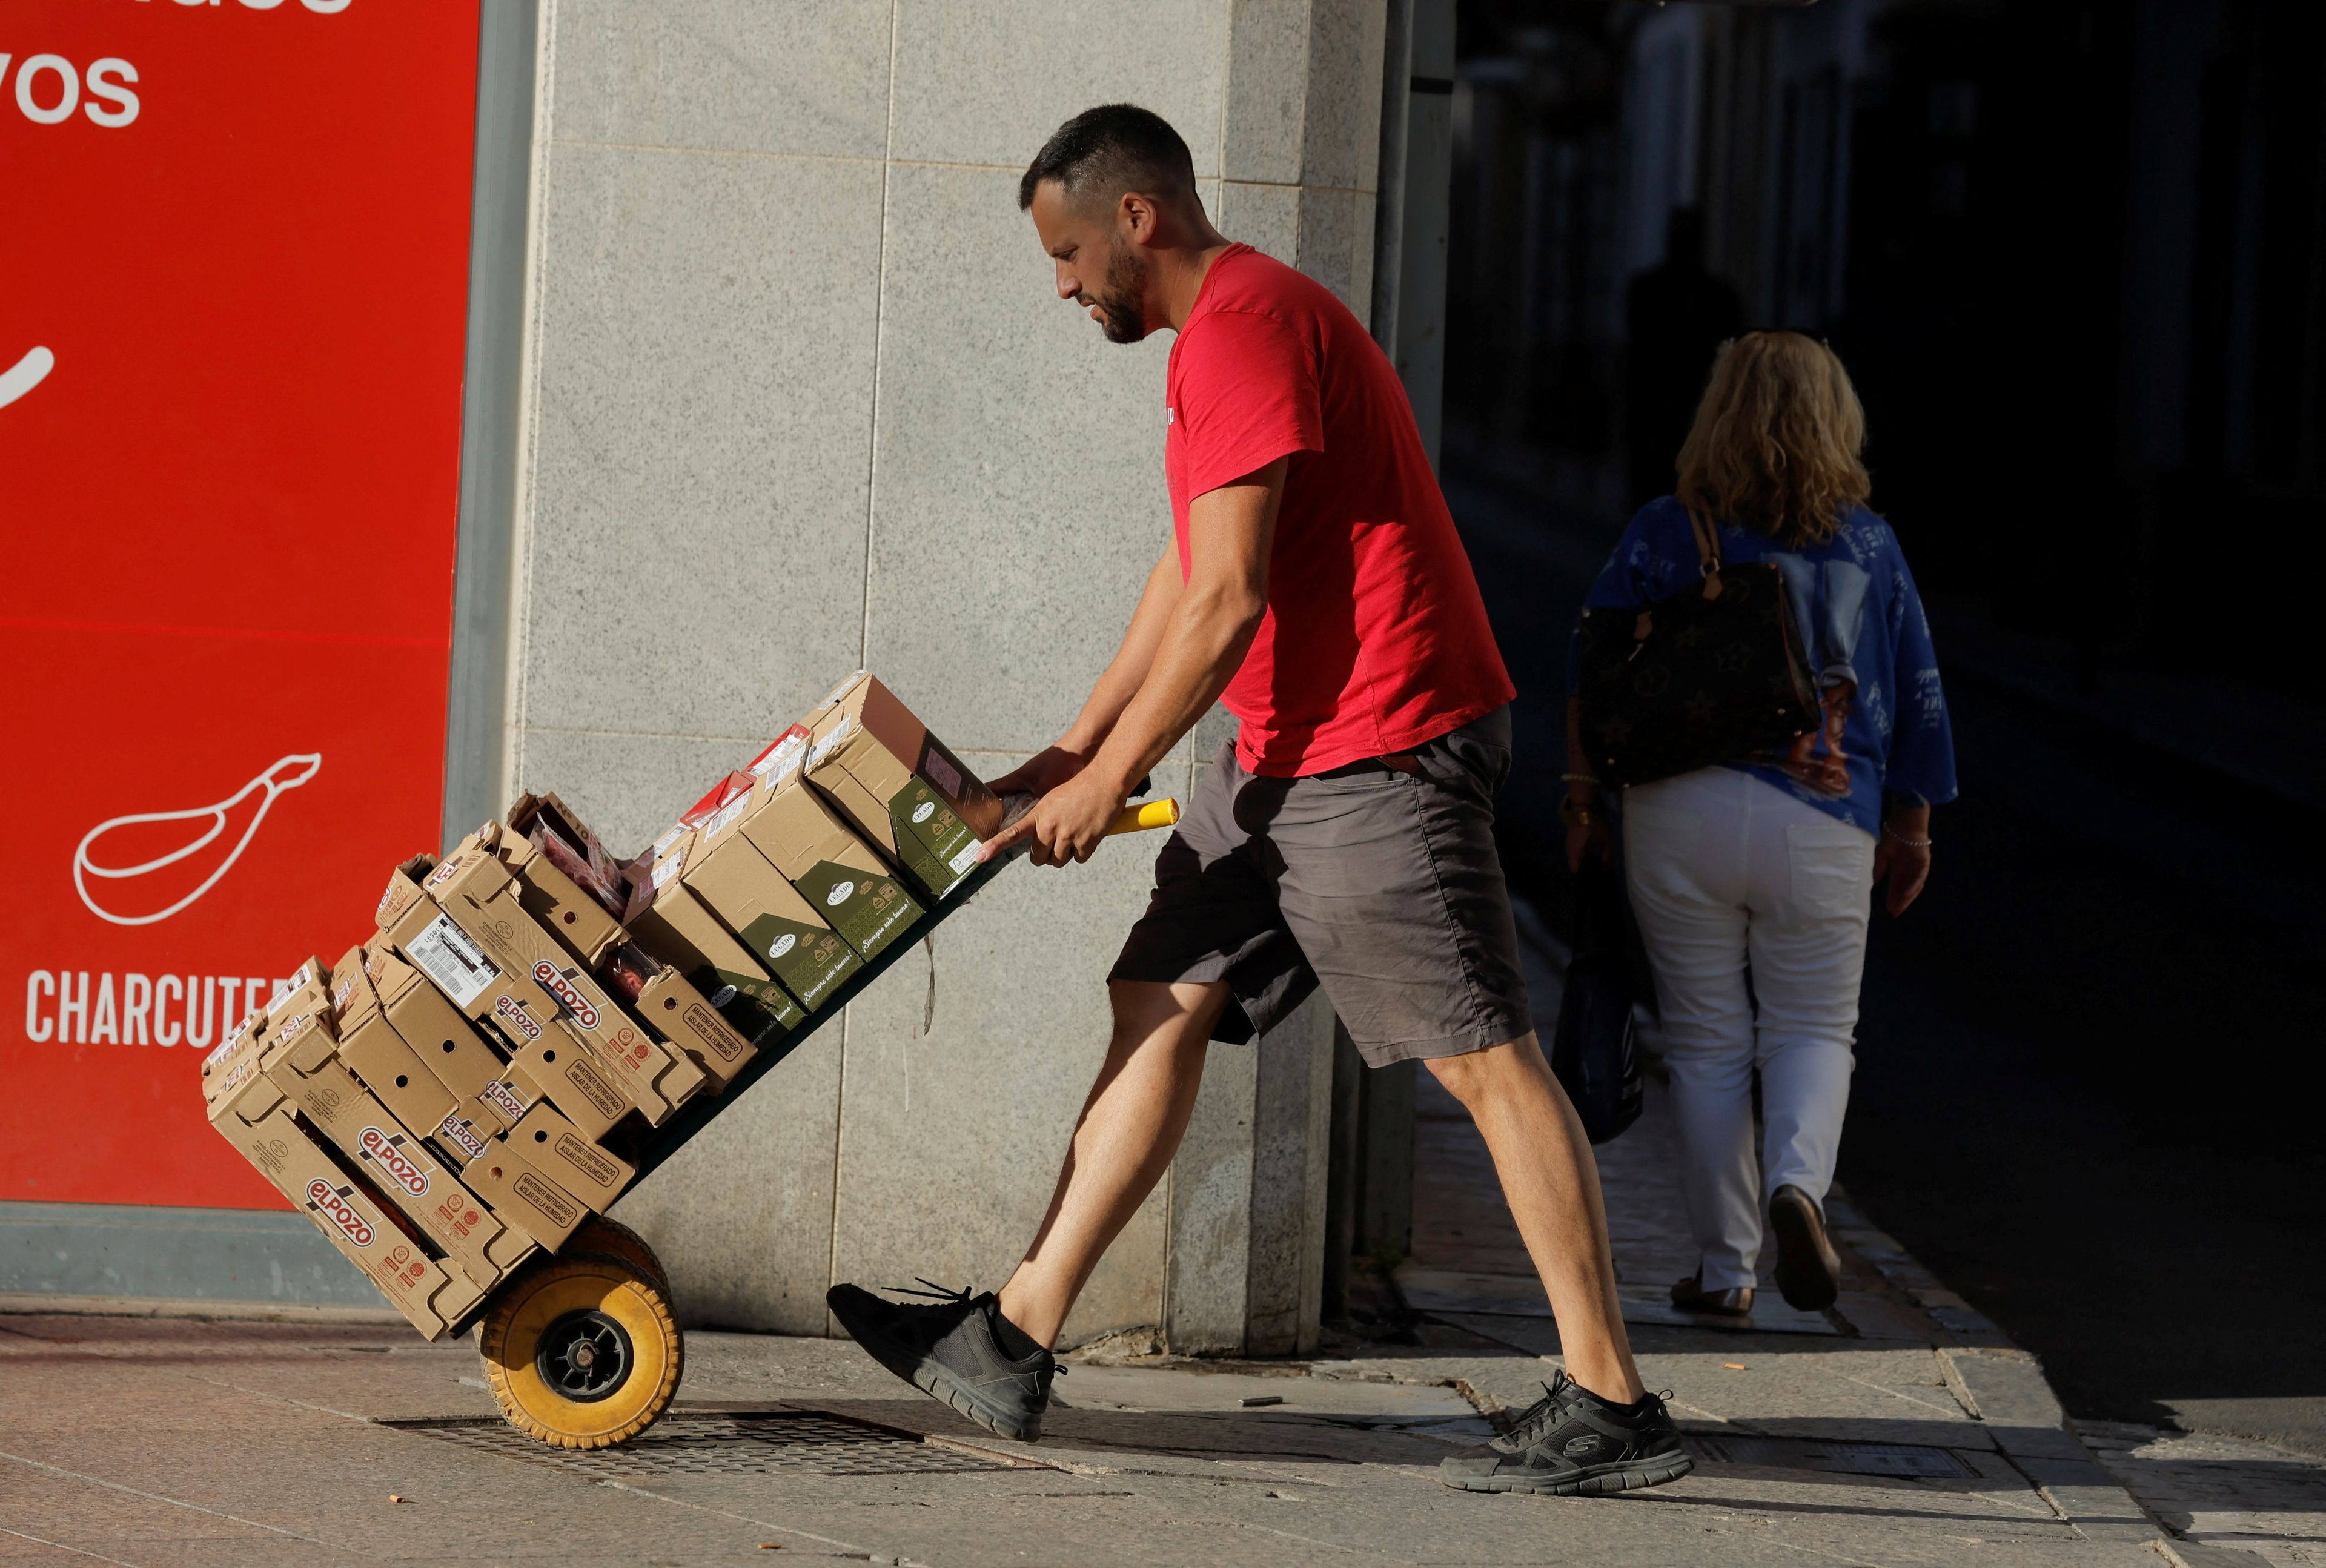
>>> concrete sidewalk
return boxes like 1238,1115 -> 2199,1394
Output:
4,931 -> 2320,1564
10,1136 -> 2314,1564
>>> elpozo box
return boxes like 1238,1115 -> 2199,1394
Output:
249,995 -> 534,1292
803,674 -> 1002,900
379,839 -> 706,1128
203,1021 -> 483,1340
375,856 -> 632,1141
361,942 -> 517,1115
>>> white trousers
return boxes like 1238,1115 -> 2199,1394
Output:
1622,767 -> 1875,1293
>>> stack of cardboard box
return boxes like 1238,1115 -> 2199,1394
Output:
203,673 -> 1001,1340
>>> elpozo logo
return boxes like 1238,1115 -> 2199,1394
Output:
306,1179 -> 375,1246
434,1111 -> 486,1162
492,994 -> 543,1042
359,1126 -> 429,1197
532,962 -> 600,1029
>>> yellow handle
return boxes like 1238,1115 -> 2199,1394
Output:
1107,798 -> 1181,836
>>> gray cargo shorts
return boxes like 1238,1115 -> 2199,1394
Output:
1109,707 -> 1533,1068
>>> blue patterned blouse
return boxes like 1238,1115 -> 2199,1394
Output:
1568,497 -> 1958,836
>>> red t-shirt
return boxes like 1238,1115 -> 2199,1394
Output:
1165,245 -> 1513,776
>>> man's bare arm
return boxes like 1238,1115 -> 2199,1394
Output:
988,543 -> 1183,798
986,457 -> 1286,865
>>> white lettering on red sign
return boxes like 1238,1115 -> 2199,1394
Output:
492,994 -> 542,1042
532,962 -> 600,1030
306,1179 -> 375,1247
359,1126 -> 430,1197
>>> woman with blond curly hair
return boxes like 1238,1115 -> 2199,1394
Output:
1564,331 -> 1956,1319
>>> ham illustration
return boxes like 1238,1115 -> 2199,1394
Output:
74,753 -> 322,927
0,346 -> 54,411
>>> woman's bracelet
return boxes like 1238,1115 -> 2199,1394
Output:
1882,823 -> 1933,849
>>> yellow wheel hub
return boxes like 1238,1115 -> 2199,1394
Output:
480,1255 -> 682,1448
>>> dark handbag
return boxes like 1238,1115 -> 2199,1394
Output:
1550,855 -> 1643,1145
1573,508 -> 1820,788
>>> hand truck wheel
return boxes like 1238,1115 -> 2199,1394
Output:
568,1214 -> 672,1303
479,1252 -> 682,1449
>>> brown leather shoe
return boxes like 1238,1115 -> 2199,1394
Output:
1769,1184 -> 1842,1311
1670,1275 -> 1753,1318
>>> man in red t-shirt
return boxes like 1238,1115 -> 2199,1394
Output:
828,105 -> 1688,1498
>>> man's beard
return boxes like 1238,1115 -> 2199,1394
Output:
1089,240 -> 1150,345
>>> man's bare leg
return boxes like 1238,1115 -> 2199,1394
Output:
996,979 -> 1231,1346
1427,1033 -> 1646,1403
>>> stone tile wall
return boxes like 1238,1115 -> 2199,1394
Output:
510,0 -> 1382,1351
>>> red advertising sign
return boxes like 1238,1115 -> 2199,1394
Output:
1,2 -> 484,1208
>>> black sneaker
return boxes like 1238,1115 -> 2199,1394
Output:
826,1280 -> 1061,1442
1439,1372 -> 1693,1496
1769,1183 -> 1842,1311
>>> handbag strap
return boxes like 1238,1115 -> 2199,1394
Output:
1683,505 -> 1724,598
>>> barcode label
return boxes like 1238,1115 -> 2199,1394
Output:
700,795 -> 750,842
749,730 -> 808,782
406,915 -> 499,1008
808,715 -> 851,767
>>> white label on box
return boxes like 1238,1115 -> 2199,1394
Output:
407,915 -> 499,1008
749,729 -> 807,780
808,715 -> 851,767
700,795 -> 750,843
649,853 -> 684,892
949,839 -> 983,876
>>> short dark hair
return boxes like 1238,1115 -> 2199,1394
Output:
1018,104 -> 1196,213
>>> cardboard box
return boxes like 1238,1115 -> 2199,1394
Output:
505,789 -> 631,924
621,836 -> 806,1043
200,951 -> 323,1122
331,959 -> 462,1154
601,937 -> 763,1088
495,818 -> 626,965
736,778 -> 924,964
253,1007 -> 529,1291
500,1029 -> 629,1141
680,815 -> 863,1011
438,825 -> 709,1118
362,944 -> 512,1108
804,675 -> 1002,900
509,1100 -> 635,1208
379,841 -> 706,1126
213,1101 -> 485,1340
460,1137 -> 588,1250
429,1094 -> 497,1166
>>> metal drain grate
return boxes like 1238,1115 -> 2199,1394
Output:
396,1411 -> 1019,1478
1686,1434 -> 1983,1479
